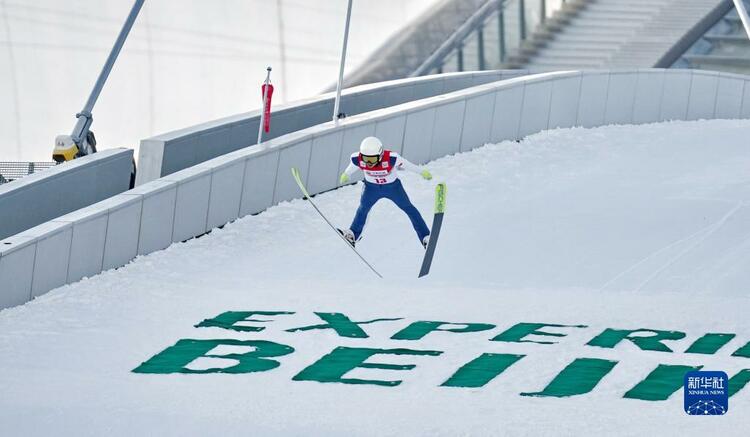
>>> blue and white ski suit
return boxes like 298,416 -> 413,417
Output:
342,150 -> 430,241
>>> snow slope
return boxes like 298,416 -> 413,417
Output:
1,119 -> 749,435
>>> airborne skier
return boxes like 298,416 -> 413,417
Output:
337,136 -> 433,248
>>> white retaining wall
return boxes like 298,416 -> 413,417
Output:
2,69 -> 748,309
0,149 -> 134,240
136,70 -> 531,185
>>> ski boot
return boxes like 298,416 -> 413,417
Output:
422,235 -> 430,250
338,228 -> 356,247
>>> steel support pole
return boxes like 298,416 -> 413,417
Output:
333,0 -> 353,122
478,27 -> 486,70
71,0 -> 144,150
733,0 -> 750,40
499,10 -> 506,62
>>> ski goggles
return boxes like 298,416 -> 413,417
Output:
361,154 -> 380,164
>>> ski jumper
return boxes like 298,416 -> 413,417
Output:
342,150 -> 430,241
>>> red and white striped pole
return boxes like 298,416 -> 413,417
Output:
257,66 -> 274,146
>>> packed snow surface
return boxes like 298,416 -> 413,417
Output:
1,119 -> 749,435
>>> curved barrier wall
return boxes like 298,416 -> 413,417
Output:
0,149 -> 134,240
3,69 -> 749,310
136,70 -> 531,185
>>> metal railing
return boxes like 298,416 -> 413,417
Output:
341,0 -> 487,88
733,0 -> 750,38
0,162 -> 56,184
670,0 -> 750,74
412,0 -> 569,76
656,0 -> 735,68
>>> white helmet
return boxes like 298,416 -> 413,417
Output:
359,136 -> 383,157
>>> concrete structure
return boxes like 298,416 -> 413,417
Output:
2,68 -> 748,310
342,0 -> 487,87
136,70 -> 530,185
521,0 -> 724,70
679,2 -> 750,74
0,149 -> 133,240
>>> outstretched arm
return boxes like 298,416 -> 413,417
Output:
343,161 -> 359,177
339,161 -> 359,184
396,154 -> 432,180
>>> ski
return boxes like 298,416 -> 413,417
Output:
291,167 -> 383,278
418,182 -> 446,278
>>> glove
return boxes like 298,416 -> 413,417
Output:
421,169 -> 432,180
339,173 -> 350,185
